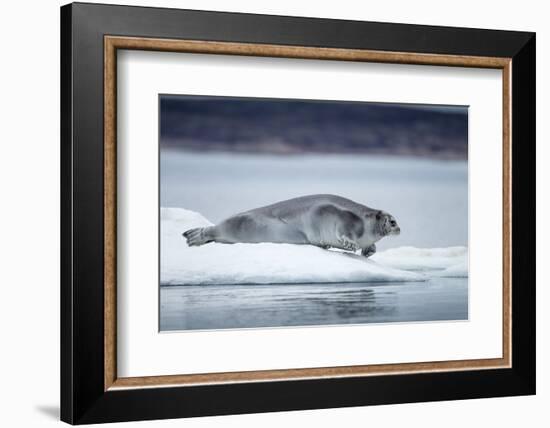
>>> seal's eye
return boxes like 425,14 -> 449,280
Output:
376,213 -> 381,220
391,220 -> 396,226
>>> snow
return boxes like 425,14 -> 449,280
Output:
160,207 -> 468,285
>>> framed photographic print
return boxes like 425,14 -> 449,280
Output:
60,2 -> 535,424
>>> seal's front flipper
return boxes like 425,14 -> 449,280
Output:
183,227 -> 214,247
361,244 -> 376,258
337,235 -> 358,252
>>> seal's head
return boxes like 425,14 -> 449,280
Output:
375,210 -> 401,237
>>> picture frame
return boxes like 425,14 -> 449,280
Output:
60,2 -> 535,424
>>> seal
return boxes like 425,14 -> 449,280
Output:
183,194 -> 400,257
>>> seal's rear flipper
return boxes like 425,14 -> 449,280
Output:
182,227 -> 213,247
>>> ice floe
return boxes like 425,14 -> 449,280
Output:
371,246 -> 468,276
161,207 -> 467,285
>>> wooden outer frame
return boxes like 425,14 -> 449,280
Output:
104,36 -> 512,391
62,3 -> 535,424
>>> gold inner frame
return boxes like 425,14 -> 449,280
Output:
104,36 -> 512,391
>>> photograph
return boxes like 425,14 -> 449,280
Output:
159,95 -> 469,331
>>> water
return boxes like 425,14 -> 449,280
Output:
160,278 -> 468,331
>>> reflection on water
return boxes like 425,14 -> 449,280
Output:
160,278 -> 468,331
